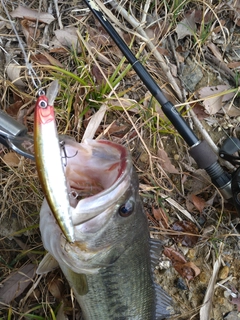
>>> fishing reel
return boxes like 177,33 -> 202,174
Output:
219,137 -> 240,215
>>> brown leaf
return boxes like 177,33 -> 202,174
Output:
163,247 -> 200,281
157,149 -> 179,174
21,19 -> 40,45
31,52 -> 63,67
0,264 -> 36,304
174,261 -> 200,281
152,206 -> 169,228
3,152 -> 21,166
227,61 -> 240,69
196,85 -> 235,115
193,102 -> 208,120
48,278 -> 64,300
172,220 -> 199,247
11,6 -> 54,24
176,10 -> 196,40
163,247 -> 187,264
191,194 -> 206,213
207,42 -> 223,61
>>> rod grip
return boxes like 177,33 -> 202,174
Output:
189,140 -> 217,169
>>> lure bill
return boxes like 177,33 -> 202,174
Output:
34,81 -> 75,243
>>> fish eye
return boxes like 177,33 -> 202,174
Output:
119,200 -> 134,217
39,100 -> 48,108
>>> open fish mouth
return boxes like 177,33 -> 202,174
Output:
62,138 -> 131,225
39,138 -> 133,273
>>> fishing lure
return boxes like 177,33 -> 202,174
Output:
34,80 -> 75,243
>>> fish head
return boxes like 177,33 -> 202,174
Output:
40,139 -> 148,274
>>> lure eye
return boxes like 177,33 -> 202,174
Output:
39,100 -> 48,108
119,200 -> 134,217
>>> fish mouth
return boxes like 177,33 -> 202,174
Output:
62,139 -> 131,230
40,138 -> 133,272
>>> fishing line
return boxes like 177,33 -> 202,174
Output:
1,0 -> 42,90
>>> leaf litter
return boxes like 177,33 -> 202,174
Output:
1,0 -> 240,319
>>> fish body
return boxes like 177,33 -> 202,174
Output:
34,91 -> 74,242
38,139 -> 173,319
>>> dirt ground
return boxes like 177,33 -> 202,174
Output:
0,0 -> 240,319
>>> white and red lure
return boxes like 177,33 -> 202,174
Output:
34,81 -> 75,243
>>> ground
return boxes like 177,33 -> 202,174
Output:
0,0 -> 240,319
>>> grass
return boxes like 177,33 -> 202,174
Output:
0,0 -> 240,319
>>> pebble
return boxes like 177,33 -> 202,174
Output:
219,266 -> 230,280
199,271 -> 208,283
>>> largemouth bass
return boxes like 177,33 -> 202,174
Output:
38,138 -> 173,319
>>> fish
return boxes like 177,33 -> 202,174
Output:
34,80 -> 75,243
37,137 -> 174,319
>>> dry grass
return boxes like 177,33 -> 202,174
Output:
0,0 -> 240,319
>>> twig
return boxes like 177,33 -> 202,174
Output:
141,0 -> 151,25
200,242 -> 224,320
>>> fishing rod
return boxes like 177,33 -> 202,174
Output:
82,0 -> 240,208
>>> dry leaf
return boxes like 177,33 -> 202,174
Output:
21,19 -> 40,45
176,10 -> 196,40
82,104 -> 107,141
163,247 -> 200,281
11,6 -> 54,24
193,103 -> 208,120
0,264 -> 36,304
31,52 -> 64,67
172,220 -> 199,247
227,61 -> 240,69
3,152 -> 21,166
163,247 -> 187,264
6,64 -> 25,87
191,194 -> 206,213
196,85 -> 235,115
54,27 -> 80,52
152,206 -> 169,228
157,149 -> 179,174
207,42 -> 223,61
48,277 -> 64,300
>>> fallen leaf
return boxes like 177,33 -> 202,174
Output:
48,277 -> 64,300
163,247 -> 200,281
207,42 -> 223,61
54,27 -> 80,52
163,247 -> 187,264
31,52 -> 64,67
172,220 -> 199,247
2,152 -> 21,166
152,206 -> 169,228
157,149 -> 179,174
6,64 -> 25,87
11,6 -> 54,24
176,10 -> 196,40
193,102 -> 208,120
0,264 -> 36,304
21,19 -> 40,45
191,194 -> 206,213
227,61 -> 240,69
196,85 -> 235,115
